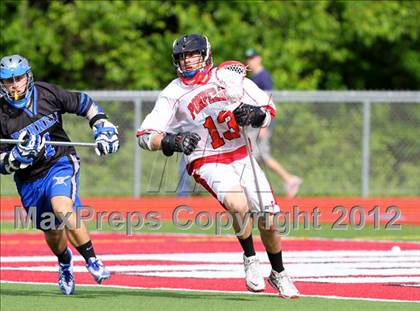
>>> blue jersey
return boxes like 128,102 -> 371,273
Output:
0,81 -> 105,182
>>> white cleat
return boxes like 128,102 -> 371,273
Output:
86,257 -> 111,284
268,269 -> 300,299
58,249 -> 75,295
243,255 -> 266,292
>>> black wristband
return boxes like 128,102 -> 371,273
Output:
161,133 -> 176,156
89,114 -> 108,128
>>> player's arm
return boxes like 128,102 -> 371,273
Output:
0,131 -> 45,175
233,78 -> 275,128
45,82 -> 119,156
137,96 -> 200,156
138,131 -> 200,156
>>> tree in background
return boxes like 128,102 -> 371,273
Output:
1,0 -> 418,196
1,0 -> 419,90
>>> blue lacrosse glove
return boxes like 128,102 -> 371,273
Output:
9,131 -> 45,170
93,120 -> 119,156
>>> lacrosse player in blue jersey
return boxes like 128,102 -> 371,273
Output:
0,55 -> 119,295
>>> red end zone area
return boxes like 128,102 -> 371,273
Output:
1,196 -> 420,224
1,233 -> 420,302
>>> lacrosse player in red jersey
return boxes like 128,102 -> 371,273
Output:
137,34 -> 299,298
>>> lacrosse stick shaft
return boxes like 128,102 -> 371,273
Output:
241,127 -> 265,211
0,138 -> 96,148
216,61 -> 265,210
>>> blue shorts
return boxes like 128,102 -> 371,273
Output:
15,154 -> 82,230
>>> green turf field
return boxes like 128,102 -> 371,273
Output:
0,282 -> 418,311
2,220 -> 420,241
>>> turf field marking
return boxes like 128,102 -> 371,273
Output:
2,250 -> 419,283
2,234 -> 419,301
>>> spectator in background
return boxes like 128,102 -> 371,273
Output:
245,48 -> 302,197
177,155 -> 193,197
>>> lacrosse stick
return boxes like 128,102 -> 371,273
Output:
0,138 -> 96,148
216,60 -> 265,211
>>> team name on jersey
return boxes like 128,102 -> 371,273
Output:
187,86 -> 228,120
11,112 -> 60,139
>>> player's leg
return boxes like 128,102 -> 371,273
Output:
263,158 -> 302,198
223,186 -> 265,292
257,128 -> 302,198
47,155 -> 110,284
44,228 -> 67,254
44,229 -> 75,295
50,195 -> 110,284
177,156 -> 193,197
15,175 -> 75,295
258,217 -> 299,298
192,163 -> 265,291
238,156 -> 299,298
51,196 -> 89,245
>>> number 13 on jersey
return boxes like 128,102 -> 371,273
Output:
203,110 -> 241,149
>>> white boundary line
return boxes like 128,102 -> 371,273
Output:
1,280 -> 419,304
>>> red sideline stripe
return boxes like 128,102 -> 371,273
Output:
2,233 -> 420,256
1,234 -> 420,301
2,197 -> 420,224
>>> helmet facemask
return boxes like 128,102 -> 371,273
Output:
172,34 -> 213,84
174,51 -> 207,78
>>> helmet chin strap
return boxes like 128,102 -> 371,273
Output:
179,63 -> 212,86
6,86 -> 33,109
180,69 -> 208,85
182,69 -> 199,79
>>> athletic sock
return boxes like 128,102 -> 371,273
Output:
57,247 -> 72,265
76,240 -> 96,262
238,234 -> 256,257
267,251 -> 284,273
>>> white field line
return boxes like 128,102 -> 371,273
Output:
2,250 -> 420,263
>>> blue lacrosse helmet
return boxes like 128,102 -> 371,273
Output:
0,54 -> 34,109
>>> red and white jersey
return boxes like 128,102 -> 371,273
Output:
137,66 -> 276,173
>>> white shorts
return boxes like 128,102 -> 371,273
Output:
191,156 -> 280,213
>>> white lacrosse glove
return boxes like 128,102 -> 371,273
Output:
93,120 -> 119,156
8,131 -> 45,170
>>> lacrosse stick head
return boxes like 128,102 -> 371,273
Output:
189,61 -> 247,126
215,60 -> 247,103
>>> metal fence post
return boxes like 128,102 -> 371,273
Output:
361,100 -> 371,197
133,98 -> 142,197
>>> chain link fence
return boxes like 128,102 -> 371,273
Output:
1,91 -> 419,197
